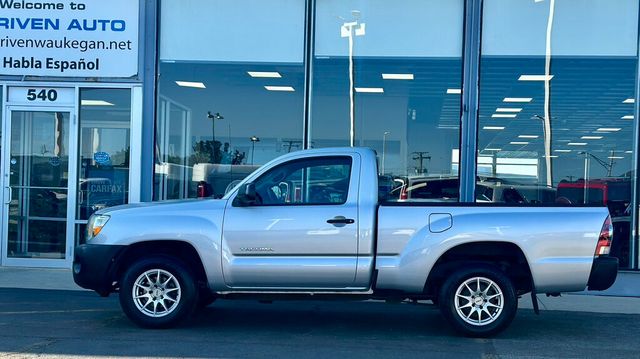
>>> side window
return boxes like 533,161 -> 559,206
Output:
253,157 -> 352,205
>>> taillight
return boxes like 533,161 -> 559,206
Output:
400,188 -> 408,200
595,215 -> 613,257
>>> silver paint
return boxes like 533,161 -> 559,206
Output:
90,147 -> 609,296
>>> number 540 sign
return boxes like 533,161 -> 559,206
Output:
8,86 -> 75,106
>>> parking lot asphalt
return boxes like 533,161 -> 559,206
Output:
1,267 -> 639,358
2,267 -> 640,317
0,288 -> 639,359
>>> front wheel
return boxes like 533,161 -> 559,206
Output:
119,256 -> 198,328
438,265 -> 517,337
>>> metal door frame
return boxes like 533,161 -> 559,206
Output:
0,82 -> 143,268
2,104 -> 76,268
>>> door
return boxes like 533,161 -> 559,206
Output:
221,155 -> 360,289
2,109 -> 75,267
0,86 -> 141,268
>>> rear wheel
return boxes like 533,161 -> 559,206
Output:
438,265 -> 517,337
119,256 -> 198,328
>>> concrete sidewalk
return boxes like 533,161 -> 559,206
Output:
1,266 -> 639,314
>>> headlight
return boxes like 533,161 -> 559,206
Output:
86,214 -> 110,241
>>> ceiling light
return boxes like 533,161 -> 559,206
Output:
597,128 -> 621,132
518,135 -> 539,139
496,108 -> 522,113
492,114 -> 517,118
510,141 -> 529,145
248,71 -> 282,78
581,136 -> 603,140
554,149 -> 572,152
81,100 -> 114,106
264,86 -> 295,92
484,148 -> 502,151
568,142 -> 587,146
625,150 -> 633,153
621,115 -> 634,120
355,87 -> 384,93
175,81 -> 206,88
623,98 -> 635,104
382,73 -> 414,80
608,156 -> 624,159
518,74 -> 554,81
503,97 -> 532,103
483,126 -> 505,130
543,155 -> 559,158
446,88 -> 461,94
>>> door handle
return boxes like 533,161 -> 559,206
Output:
327,216 -> 355,225
4,187 -> 11,205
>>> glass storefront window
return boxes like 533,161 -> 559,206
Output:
77,89 -> 132,225
477,0 -> 639,267
311,0 -> 464,202
0,86 -> 2,178
154,0 -> 306,200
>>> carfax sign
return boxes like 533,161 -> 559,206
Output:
0,0 -> 139,77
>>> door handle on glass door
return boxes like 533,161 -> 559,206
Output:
4,187 -> 12,204
326,216 -> 355,225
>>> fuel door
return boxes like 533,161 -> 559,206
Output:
429,213 -> 452,233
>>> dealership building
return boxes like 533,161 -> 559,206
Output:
0,0 -> 639,271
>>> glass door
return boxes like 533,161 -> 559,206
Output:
1,85 -> 141,268
2,108 -> 75,267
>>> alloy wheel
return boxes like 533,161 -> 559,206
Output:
454,276 -> 504,326
132,269 -> 182,318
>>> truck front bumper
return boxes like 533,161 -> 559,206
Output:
73,244 -> 126,296
587,256 -> 618,291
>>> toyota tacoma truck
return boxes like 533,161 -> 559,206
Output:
73,147 -> 618,337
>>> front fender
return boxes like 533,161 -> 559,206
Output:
88,199 -> 226,290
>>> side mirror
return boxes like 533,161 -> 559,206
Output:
234,182 -> 258,206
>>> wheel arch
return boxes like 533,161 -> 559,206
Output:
113,240 -> 209,290
424,241 -> 533,298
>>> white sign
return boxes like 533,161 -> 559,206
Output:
0,0 -> 139,77
8,86 -> 75,105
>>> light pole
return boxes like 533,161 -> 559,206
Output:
341,15 -> 365,147
381,131 -> 390,175
250,136 -> 260,165
207,111 -> 224,141
207,111 -> 224,163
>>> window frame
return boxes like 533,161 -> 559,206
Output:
234,155 -> 354,207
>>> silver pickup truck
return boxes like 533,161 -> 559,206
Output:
73,147 -> 618,337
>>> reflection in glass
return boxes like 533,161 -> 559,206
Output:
75,223 -> 87,246
77,89 -> 132,221
7,111 -> 69,259
154,0 -> 305,200
311,0 -> 464,202
253,157 -> 352,205
477,0 -> 639,268
0,87 -> 2,178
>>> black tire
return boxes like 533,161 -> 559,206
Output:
119,256 -> 198,328
438,265 -> 517,337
